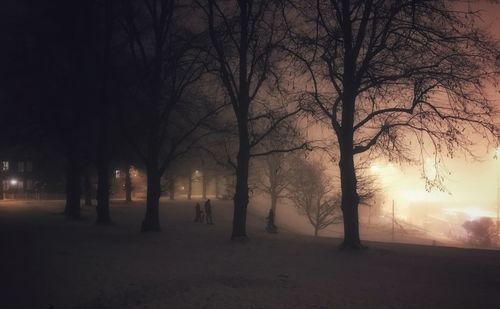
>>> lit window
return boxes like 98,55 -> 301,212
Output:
115,170 -> 121,179
2,161 -> 8,171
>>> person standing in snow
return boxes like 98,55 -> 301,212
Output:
266,208 -> 277,233
204,199 -> 213,225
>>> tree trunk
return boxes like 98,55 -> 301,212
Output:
124,166 -> 132,202
168,175 -> 175,200
315,199 -> 321,237
96,133 -> 111,224
187,171 -> 192,200
96,161 -> 111,223
214,175 -> 219,199
232,127 -> 250,239
141,26 -> 163,232
65,148 -> 81,219
339,138 -> 361,249
95,0 -> 112,224
338,15 -> 362,248
202,172 -> 207,200
83,170 -> 92,206
269,193 -> 277,225
231,1 -> 251,240
142,163 -> 161,232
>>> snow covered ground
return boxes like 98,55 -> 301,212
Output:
0,199 -> 499,308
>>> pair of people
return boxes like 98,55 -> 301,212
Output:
194,199 -> 213,225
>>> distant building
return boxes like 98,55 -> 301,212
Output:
0,150 -> 66,200
0,158 -> 39,199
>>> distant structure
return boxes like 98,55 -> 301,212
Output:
0,157 -> 38,199
0,149 -> 66,200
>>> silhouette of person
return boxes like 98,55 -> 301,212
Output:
194,202 -> 202,222
266,208 -> 277,233
204,199 -> 213,224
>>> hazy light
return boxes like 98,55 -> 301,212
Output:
444,207 -> 496,220
495,147 -> 500,159
399,189 -> 434,203
370,165 -> 380,173
10,179 -> 17,185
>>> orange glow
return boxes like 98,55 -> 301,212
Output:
369,150 -> 499,228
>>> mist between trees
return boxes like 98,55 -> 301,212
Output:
1,0 -> 499,249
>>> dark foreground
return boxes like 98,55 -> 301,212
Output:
0,200 -> 499,309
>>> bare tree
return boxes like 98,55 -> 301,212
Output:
254,123 -> 306,232
288,157 -> 342,237
287,0 -> 500,248
256,152 -> 290,232
195,0 -> 305,240
463,217 -> 496,247
120,0 -> 221,231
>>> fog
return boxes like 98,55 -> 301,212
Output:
243,142 -> 500,248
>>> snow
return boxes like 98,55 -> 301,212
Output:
0,199 -> 499,308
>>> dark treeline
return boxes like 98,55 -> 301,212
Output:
1,0 -> 499,249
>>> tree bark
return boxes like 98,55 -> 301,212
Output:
187,171 -> 192,200
141,162 -> 161,232
96,132 -> 111,224
214,175 -> 219,199
140,26 -> 164,232
142,119 -> 162,232
338,9 -> 362,248
268,192 -> 278,229
231,1 -> 251,240
124,166 -> 132,202
95,0 -> 113,224
202,171 -> 207,200
315,199 -> 321,237
338,93 -> 362,248
232,125 -> 250,239
96,159 -> 111,223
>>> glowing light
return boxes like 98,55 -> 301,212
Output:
195,170 -> 199,174
399,189 -> 428,202
444,207 -> 496,220
10,179 -> 17,185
